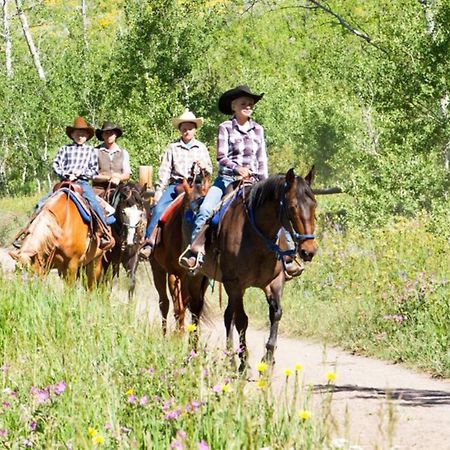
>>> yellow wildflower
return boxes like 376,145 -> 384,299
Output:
256,379 -> 267,390
298,410 -> 312,421
93,435 -> 105,445
187,323 -> 197,333
126,389 -> 134,396
326,372 -> 337,383
283,368 -> 293,377
221,384 -> 230,393
295,363 -> 303,372
87,427 -> 97,437
256,361 -> 269,373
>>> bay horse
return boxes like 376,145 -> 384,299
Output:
150,171 -> 210,333
102,182 -> 147,299
189,168 -> 317,371
9,184 -> 107,289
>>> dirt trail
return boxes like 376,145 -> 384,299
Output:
3,254 -> 449,450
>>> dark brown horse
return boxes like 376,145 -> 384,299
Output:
149,174 -> 210,333
190,168 -> 317,371
102,182 -> 147,298
9,184 -> 106,289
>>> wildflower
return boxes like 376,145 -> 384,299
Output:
54,381 -> 67,395
87,427 -> 98,437
165,408 -> 182,420
23,439 -> 33,447
221,384 -> 230,393
256,379 -> 267,390
256,361 -> 269,374
2,401 -> 11,409
139,396 -> 149,406
187,323 -> 197,333
104,423 -> 113,430
198,440 -> 210,450
212,384 -> 221,394
0,365 -> 9,373
127,394 -> 137,404
283,368 -> 293,377
126,389 -> 134,396
93,435 -> 104,445
0,429 -> 8,437
29,421 -> 37,432
170,440 -> 184,450
120,426 -> 131,434
294,363 -> 303,372
298,410 -> 312,421
326,372 -> 337,383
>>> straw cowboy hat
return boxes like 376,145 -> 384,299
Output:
65,116 -> 95,140
172,109 -> 204,129
95,121 -> 123,141
218,85 -> 264,115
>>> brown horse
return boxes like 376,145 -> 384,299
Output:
102,182 -> 147,299
149,174 -> 210,333
10,185 -> 106,289
189,168 -> 317,371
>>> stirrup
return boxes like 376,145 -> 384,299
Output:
179,246 -> 203,272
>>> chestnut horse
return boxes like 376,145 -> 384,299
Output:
10,185 -> 106,289
102,182 -> 147,299
190,168 -> 317,371
149,173 -> 210,333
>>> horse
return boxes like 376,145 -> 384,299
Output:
9,183 -> 107,289
149,170 -> 210,334
102,182 -> 147,299
188,168 -> 317,371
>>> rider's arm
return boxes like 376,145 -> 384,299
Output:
52,146 -> 68,179
255,126 -> 268,180
82,148 -> 99,180
154,144 -> 173,194
216,123 -> 237,172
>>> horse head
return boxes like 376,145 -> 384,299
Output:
115,182 -> 147,247
284,167 -> 317,262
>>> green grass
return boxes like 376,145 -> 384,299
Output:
0,276 -> 329,449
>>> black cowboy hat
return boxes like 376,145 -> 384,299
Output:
65,116 -> 95,140
218,85 -> 264,115
95,121 -> 123,141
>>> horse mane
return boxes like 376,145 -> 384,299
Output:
14,209 -> 62,268
248,173 -> 315,210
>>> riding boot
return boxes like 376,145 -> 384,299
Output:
283,257 -> 304,280
138,226 -> 159,260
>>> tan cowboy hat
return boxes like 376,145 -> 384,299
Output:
218,85 -> 264,115
172,108 -> 204,129
95,121 -> 123,141
65,116 -> 95,140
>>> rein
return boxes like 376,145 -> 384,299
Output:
245,180 -> 315,263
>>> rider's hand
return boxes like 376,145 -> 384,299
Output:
110,175 -> 121,185
154,190 -> 162,204
74,170 -> 82,177
234,166 -> 251,178
68,173 -> 77,181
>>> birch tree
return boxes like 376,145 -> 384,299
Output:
14,0 -> 45,81
1,0 -> 12,78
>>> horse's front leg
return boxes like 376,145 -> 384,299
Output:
263,274 -> 285,366
125,252 -> 139,300
149,259 -> 169,334
168,273 -> 185,332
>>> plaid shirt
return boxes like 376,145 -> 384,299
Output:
155,138 -> 213,192
52,142 -> 98,180
217,117 -> 268,180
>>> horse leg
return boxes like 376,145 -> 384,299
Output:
126,254 -> 139,300
149,259 -> 170,334
263,274 -> 285,366
168,273 -> 185,332
186,275 -> 208,349
224,282 -> 248,372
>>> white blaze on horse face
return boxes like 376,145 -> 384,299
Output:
124,205 -> 143,246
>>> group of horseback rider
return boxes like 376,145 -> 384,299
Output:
12,84 -> 301,277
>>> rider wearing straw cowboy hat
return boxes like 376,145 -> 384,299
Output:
139,108 -> 213,259
92,121 -> 131,196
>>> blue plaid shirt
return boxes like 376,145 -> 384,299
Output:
52,142 -> 99,180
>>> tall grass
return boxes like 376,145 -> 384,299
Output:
0,276 -> 331,449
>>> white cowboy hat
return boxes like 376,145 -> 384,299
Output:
172,108 -> 204,129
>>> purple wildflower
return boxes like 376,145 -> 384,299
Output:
162,398 -> 175,411
29,421 -> 37,432
170,440 -> 184,450
0,429 -> 8,437
198,440 -> 210,450
54,381 -> 67,395
0,365 -> 9,373
165,408 -> 182,420
139,396 -> 148,406
104,423 -> 113,430
23,439 -> 33,448
120,426 -> 131,434
2,401 -> 11,409
127,394 -> 137,404
212,384 -> 221,394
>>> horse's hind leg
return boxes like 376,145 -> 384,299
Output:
263,274 -> 285,366
168,273 -> 185,332
150,260 -> 169,334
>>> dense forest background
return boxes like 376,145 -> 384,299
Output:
0,0 -> 448,229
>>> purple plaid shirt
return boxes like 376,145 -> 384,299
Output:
155,138 -> 213,192
216,117 -> 268,180
52,142 -> 98,180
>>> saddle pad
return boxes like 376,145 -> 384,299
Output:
59,188 -> 92,223
210,187 -> 241,228
159,193 -> 185,225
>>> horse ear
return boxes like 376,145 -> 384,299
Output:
285,168 -> 296,187
305,166 -> 315,186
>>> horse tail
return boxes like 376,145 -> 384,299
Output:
10,209 -> 62,268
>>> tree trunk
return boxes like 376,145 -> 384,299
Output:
2,0 -> 13,78
81,0 -> 88,48
14,0 -> 46,81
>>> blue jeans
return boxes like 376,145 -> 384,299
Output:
78,180 -> 108,227
145,184 -> 179,239
191,175 -> 234,241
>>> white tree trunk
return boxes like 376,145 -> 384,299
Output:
81,0 -> 88,48
14,0 -> 46,81
2,0 -> 13,78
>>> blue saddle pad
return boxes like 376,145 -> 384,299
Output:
210,191 -> 239,228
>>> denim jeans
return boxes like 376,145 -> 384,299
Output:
190,175 -> 234,241
77,180 -> 108,227
145,184 -> 178,239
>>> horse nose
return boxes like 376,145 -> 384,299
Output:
299,244 -> 317,262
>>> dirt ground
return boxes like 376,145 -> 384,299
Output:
2,254 -> 450,450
